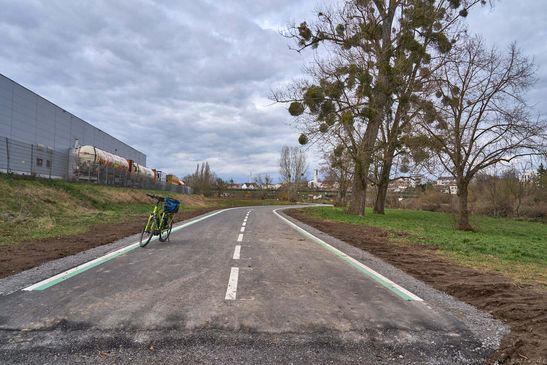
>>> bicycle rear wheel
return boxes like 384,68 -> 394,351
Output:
140,215 -> 156,247
159,215 -> 173,242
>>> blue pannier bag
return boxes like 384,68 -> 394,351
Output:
164,197 -> 180,213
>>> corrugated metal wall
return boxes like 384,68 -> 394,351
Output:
0,73 -> 146,165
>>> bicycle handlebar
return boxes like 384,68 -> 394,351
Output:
146,193 -> 165,201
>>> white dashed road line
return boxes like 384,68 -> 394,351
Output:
225,267 -> 239,300
226,210 -> 251,301
233,245 -> 241,260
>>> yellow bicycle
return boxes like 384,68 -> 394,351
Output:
139,194 -> 180,247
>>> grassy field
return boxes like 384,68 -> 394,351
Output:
0,175 -> 291,246
301,207 -> 547,286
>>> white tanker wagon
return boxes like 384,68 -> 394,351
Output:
69,145 -> 159,184
70,145 -> 130,179
75,145 -> 130,172
128,161 -> 156,180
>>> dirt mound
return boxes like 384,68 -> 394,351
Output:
285,209 -> 547,365
0,208 -> 217,279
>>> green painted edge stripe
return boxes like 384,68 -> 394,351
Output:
26,208 -> 233,291
32,243 -> 142,291
314,238 -> 415,301
274,209 -> 421,302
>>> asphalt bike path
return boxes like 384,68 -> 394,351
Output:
0,206 -> 500,364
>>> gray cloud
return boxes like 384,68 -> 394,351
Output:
0,0 -> 544,181
0,0 -> 319,181
466,1 -> 547,117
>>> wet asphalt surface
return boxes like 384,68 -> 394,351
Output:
0,206 -> 505,364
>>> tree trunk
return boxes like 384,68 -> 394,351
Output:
348,101 -> 383,216
373,150 -> 395,214
374,180 -> 388,214
348,164 -> 366,215
456,179 -> 473,231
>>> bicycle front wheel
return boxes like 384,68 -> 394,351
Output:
140,215 -> 156,247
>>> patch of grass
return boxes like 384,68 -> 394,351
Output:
301,207 -> 547,285
5,202 -> 154,245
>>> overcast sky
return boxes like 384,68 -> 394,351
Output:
0,0 -> 545,182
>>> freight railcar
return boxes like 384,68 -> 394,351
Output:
75,145 -> 130,172
69,144 -> 188,191
70,145 -> 156,185
69,145 -> 130,181
128,160 -> 156,181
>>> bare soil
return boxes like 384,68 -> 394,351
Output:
0,208 -> 218,279
285,208 -> 547,365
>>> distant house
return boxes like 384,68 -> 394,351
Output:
387,175 -> 424,193
436,176 -> 457,195
388,177 -> 414,193
226,183 -> 242,190
262,183 -> 281,190
241,182 -> 259,190
436,176 -> 456,186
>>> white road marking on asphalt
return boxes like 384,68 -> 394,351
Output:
240,226 -> 245,233
237,233 -> 244,242
233,245 -> 241,260
225,267 -> 239,300
273,208 -> 423,302
242,222 -> 246,227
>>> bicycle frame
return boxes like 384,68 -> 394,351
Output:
144,200 -> 174,234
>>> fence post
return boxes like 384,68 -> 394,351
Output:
5,137 -> 10,173
30,144 -> 34,176
48,149 -> 52,179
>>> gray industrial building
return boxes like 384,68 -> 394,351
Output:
0,73 -> 146,178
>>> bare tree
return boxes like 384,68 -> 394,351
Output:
185,162 -> 216,196
422,38 -> 546,230
279,146 -> 308,200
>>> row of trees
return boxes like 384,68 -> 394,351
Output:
184,162 -> 224,196
276,0 -> 546,230
186,154 -> 309,199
